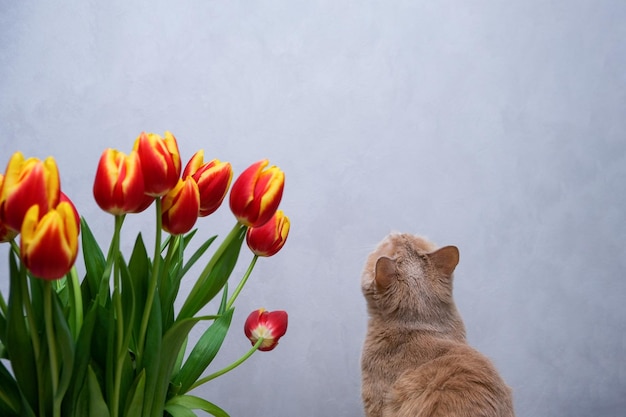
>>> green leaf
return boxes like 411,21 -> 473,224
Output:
6,251 -> 38,411
141,294 -> 162,417
179,235 -> 217,279
177,224 -> 246,320
127,234 -> 150,351
51,290 -> 75,404
80,217 -> 107,299
0,360 -> 20,415
86,366 -> 110,417
164,403 -> 197,417
122,369 -> 145,417
166,395 -> 229,417
173,308 -> 234,394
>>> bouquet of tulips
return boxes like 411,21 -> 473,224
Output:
0,131 -> 290,417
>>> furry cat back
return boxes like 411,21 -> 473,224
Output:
361,233 -> 514,417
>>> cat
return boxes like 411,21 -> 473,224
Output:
361,233 -> 515,417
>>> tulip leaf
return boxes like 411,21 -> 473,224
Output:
123,369 -> 145,417
164,403 -> 197,417
141,293 -> 162,417
177,224 -> 246,320
51,289 -> 75,404
86,365 -> 110,417
127,233 -> 150,351
0,360 -> 20,415
166,394 -> 230,417
80,218 -> 107,299
179,234 -> 218,279
6,251 -> 38,411
173,308 -> 234,394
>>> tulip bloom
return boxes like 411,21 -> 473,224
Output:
246,210 -> 290,257
93,149 -> 147,215
183,150 -> 233,217
229,160 -> 284,227
244,308 -> 288,352
133,131 -> 181,196
0,174 -> 17,242
161,177 -> 200,235
20,202 -> 80,280
0,152 -> 60,232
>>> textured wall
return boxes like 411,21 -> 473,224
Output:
1,1 -> 625,416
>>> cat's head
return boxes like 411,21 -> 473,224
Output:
361,233 -> 461,326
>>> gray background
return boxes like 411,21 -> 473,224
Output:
1,1 -> 625,416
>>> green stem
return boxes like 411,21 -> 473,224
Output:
189,337 -> 264,391
43,282 -> 60,417
97,215 -> 125,306
225,255 -> 258,311
110,259 -> 124,417
137,198 -> 163,359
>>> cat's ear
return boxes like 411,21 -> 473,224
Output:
375,256 -> 397,290
428,246 -> 459,276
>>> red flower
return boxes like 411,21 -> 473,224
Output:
0,152 -> 60,232
229,160 -> 284,227
246,210 -> 290,257
20,200 -> 80,280
161,177 -> 200,235
133,131 -> 181,197
0,174 -> 18,242
93,148 -> 147,215
244,308 -> 288,352
183,150 -> 233,217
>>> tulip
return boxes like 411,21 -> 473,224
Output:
20,201 -> 80,280
133,131 -> 181,196
0,174 -> 17,242
183,150 -> 233,217
161,177 -> 200,235
229,160 -> 284,227
93,149 -> 147,215
244,308 -> 288,352
0,152 -> 60,232
246,210 -> 290,257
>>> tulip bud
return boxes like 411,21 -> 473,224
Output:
183,150 -> 233,217
20,201 -> 80,280
161,177 -> 200,235
93,149 -> 147,215
244,308 -> 288,352
133,131 -> 181,197
246,210 -> 290,257
229,160 -> 284,227
0,152 -> 60,232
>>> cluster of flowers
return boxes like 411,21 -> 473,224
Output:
0,131 -> 290,417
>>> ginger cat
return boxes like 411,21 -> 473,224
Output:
361,233 -> 515,417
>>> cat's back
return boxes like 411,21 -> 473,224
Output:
384,342 -> 515,417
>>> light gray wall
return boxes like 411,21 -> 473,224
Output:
1,1 -> 625,416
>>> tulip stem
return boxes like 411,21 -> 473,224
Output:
189,337 -> 264,391
43,281 -> 61,417
226,255 -> 258,311
98,214 -> 125,306
137,198 -> 163,360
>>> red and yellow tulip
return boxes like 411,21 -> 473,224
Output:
161,177 -> 200,235
244,308 -> 288,352
0,152 -> 60,232
229,159 -> 284,227
93,148 -> 147,215
133,131 -> 181,197
183,150 -> 233,217
0,174 -> 18,242
246,210 -> 290,257
20,200 -> 80,280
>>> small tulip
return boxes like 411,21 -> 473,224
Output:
93,149 -> 147,215
0,152 -> 60,232
133,131 -> 181,196
229,160 -> 284,227
244,308 -> 288,352
20,201 -> 80,280
183,150 -> 233,217
246,210 -> 290,257
161,177 -> 200,235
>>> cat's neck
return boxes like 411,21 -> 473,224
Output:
367,309 -> 467,342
